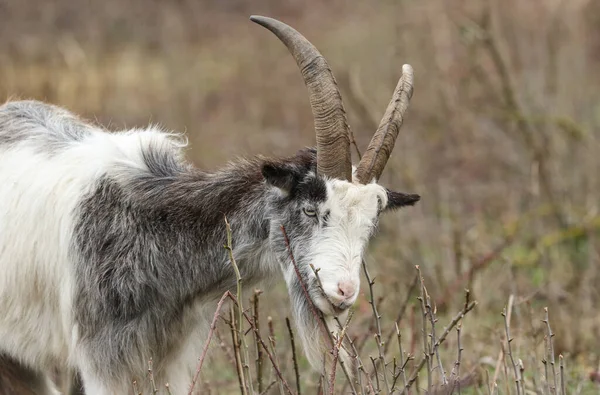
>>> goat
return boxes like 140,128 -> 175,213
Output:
0,16 -> 418,394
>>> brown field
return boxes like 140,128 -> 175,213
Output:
1,0 -> 599,393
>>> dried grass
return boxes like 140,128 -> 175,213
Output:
1,0 -> 599,393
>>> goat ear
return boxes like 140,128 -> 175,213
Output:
292,147 -> 317,172
262,162 -> 300,195
383,189 -> 420,212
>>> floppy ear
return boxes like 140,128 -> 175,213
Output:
383,189 -> 420,212
262,161 -> 302,196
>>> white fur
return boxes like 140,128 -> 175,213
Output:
288,178 -> 386,373
310,179 -> 387,314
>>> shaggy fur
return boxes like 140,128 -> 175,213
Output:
0,100 -> 419,394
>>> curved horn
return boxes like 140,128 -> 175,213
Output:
355,64 -> 414,184
250,15 -> 352,181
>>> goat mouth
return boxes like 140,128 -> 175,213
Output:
329,303 -> 348,315
310,285 -> 349,316
320,299 -> 347,316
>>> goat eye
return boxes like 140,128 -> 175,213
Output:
302,207 -> 317,217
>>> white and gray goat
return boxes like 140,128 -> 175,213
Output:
0,16 -> 418,394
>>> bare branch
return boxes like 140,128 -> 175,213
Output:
384,274 -> 419,355
188,292 -> 230,395
280,226 -> 332,345
224,217 -> 251,395
147,358 -> 158,394
132,380 -> 141,395
451,324 -> 463,395
229,294 -> 295,395
428,291 -> 447,386
230,304 -> 247,395
328,311 -> 353,394
502,306 -> 522,395
260,381 -> 278,395
416,265 -> 433,392
253,290 -> 265,394
543,307 -> 558,393
405,293 -> 477,392
286,317 -> 302,395
559,355 -> 566,395
363,259 -> 390,392
390,322 -> 413,394
268,317 -> 284,395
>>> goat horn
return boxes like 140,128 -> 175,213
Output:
250,15 -> 352,181
355,64 -> 414,184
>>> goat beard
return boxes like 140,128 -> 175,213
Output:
287,277 -> 355,377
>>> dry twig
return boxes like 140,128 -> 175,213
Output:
449,324 -> 463,395
229,294 -> 294,395
188,292 -> 230,395
543,307 -> 558,394
559,354 -> 566,395
268,317 -> 285,395
363,259 -> 390,393
416,265 -> 433,392
253,290 -> 265,393
147,358 -> 158,394
384,274 -> 419,355
502,306 -> 522,395
132,380 -> 141,395
230,304 -> 247,395
328,311 -> 353,394
390,322 -> 413,394
224,217 -> 252,395
405,290 -> 477,392
286,317 -> 302,395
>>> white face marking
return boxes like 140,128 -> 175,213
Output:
308,179 -> 388,315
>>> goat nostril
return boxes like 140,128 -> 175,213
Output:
337,281 -> 356,300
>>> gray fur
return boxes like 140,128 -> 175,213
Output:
73,143 -> 326,384
0,100 -> 92,153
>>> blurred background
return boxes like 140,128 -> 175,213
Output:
1,0 -> 599,393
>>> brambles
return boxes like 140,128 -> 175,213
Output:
180,224 -> 571,394
181,253 -> 575,395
